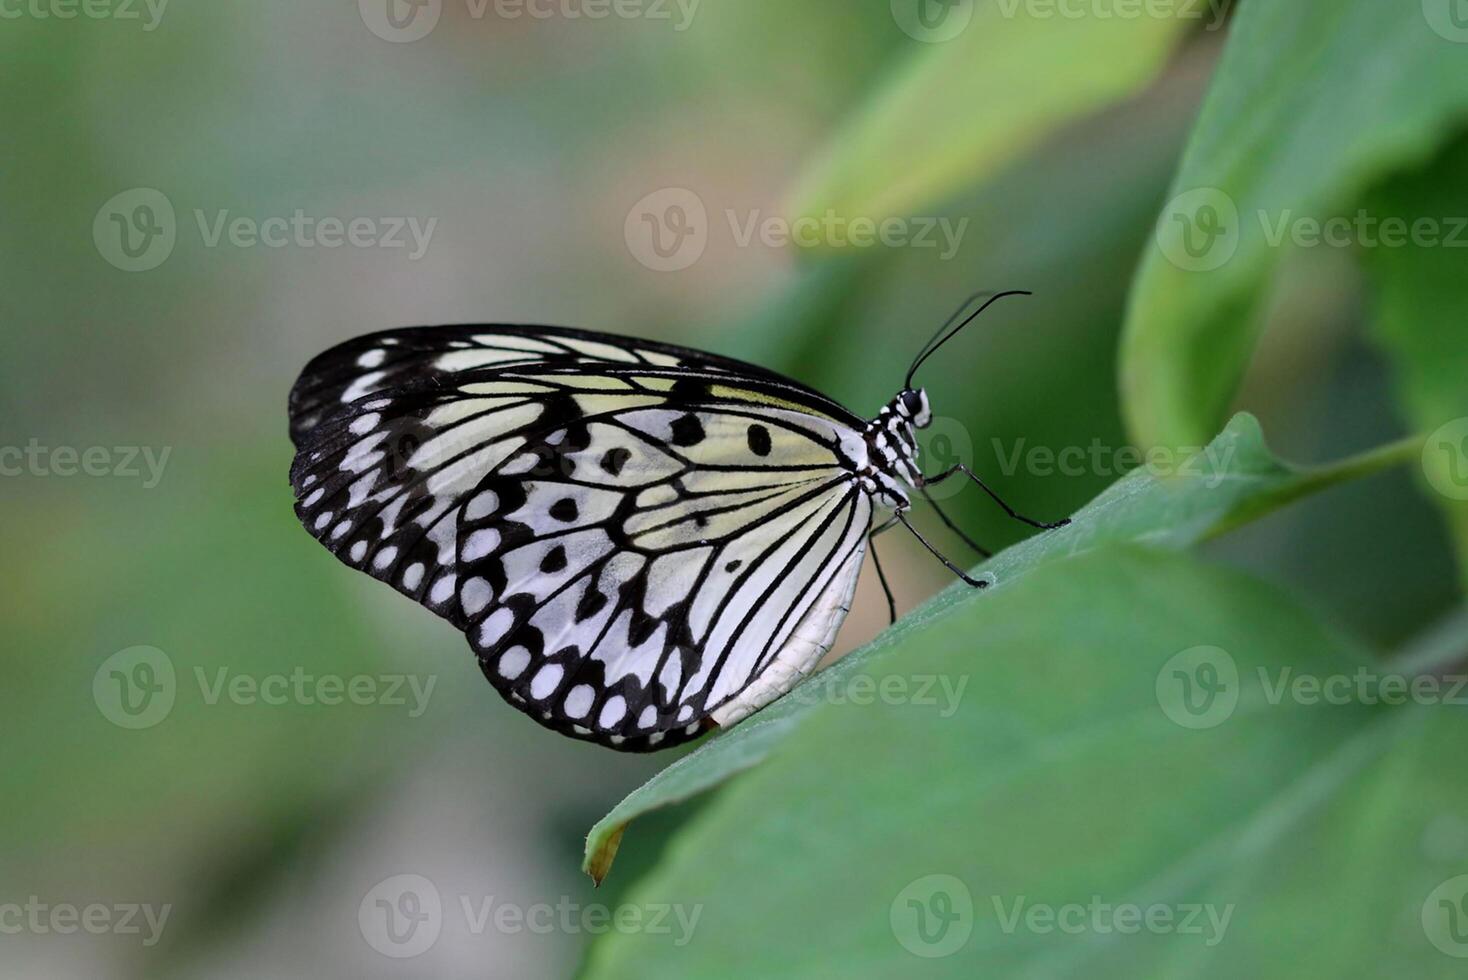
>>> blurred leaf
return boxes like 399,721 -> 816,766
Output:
584,415 -> 1420,882
1120,0 -> 1468,448
0,447 -> 453,893
585,546 -> 1468,978
785,3 -> 1191,231
751,61 -> 1210,562
1364,133 -> 1468,579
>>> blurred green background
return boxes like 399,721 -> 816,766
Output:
4,1 -> 1468,976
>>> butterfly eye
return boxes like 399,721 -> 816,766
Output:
901,389 -> 927,421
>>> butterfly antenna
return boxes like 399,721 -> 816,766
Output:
905,290 -> 1033,389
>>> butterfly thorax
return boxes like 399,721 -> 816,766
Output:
858,387 -> 932,514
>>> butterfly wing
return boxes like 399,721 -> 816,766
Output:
288,323 -> 854,447
288,325 -> 875,750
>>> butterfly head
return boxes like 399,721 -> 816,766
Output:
860,388 -> 932,511
896,387 -> 932,428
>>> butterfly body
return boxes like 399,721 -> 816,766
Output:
288,299 -> 1059,751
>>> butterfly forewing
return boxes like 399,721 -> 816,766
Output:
289,325 -> 874,750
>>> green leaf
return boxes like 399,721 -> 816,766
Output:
583,415 -> 1419,883
1364,132 -> 1468,578
784,4 -> 1190,233
583,547 -> 1468,978
1120,0 -> 1468,449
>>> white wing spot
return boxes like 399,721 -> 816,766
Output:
498,646 -> 530,679
463,529 -> 501,562
349,541 -> 368,562
637,705 -> 657,730
598,696 -> 627,729
530,664 -> 564,701
314,511 -> 333,531
658,656 -> 682,700
349,413 -> 381,435
499,453 -> 540,476
478,607 -> 516,648
373,546 -> 399,570
461,577 -> 493,617
402,563 -> 424,590
564,685 -> 594,720
466,491 -> 499,521
429,574 -> 456,605
303,488 -> 324,507
341,370 -> 386,403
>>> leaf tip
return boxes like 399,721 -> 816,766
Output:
584,824 -> 627,888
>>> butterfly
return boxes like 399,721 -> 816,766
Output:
287,291 -> 1068,751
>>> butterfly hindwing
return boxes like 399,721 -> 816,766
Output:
289,325 -> 875,750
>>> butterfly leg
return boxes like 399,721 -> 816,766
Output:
897,511 -> 990,589
867,531 -> 899,625
920,464 -> 1071,531
916,485 -> 992,559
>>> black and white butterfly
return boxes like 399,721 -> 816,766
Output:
287,291 -> 1067,751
